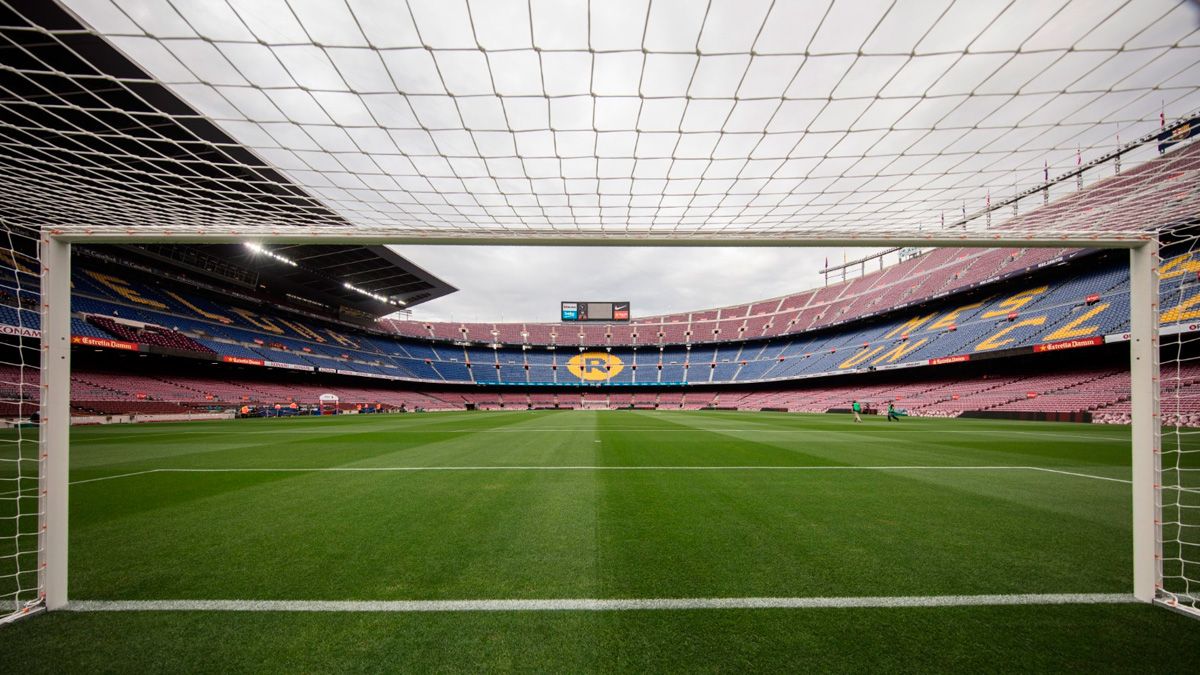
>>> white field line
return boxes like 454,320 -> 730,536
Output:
0,468 -> 165,495
0,487 -> 36,497
1027,467 -> 1132,484
66,593 -> 1136,613
1029,468 -> 1200,494
121,465 -> 1036,474
70,428 -> 1132,442
56,465 -> 1130,486
69,469 -> 163,486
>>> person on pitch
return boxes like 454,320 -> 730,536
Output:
851,400 -> 863,423
887,402 -> 899,422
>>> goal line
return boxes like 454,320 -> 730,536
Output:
67,594 -> 1138,613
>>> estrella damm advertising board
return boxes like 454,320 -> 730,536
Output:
567,352 -> 624,381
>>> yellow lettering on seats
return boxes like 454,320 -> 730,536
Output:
873,338 -> 928,364
839,345 -> 885,369
231,307 -> 284,334
324,329 -> 360,348
975,316 -> 1048,351
1162,292 -> 1200,323
279,319 -> 327,343
929,302 -> 985,330
1160,253 -> 1200,280
1043,303 -> 1109,341
884,314 -> 935,340
85,271 -> 168,310
165,291 -> 232,324
981,286 -> 1048,319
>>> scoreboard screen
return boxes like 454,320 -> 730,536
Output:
561,301 -> 630,322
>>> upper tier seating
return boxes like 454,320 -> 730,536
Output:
380,246 -> 1085,346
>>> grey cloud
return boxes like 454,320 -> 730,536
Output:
391,245 -> 886,322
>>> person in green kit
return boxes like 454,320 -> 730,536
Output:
851,400 -> 862,423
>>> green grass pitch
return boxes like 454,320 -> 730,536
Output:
2,410 -> 1199,672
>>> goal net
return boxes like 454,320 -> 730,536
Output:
1159,231 -> 1200,615
0,224 -> 42,624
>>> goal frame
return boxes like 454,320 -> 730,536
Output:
31,226 -> 1162,618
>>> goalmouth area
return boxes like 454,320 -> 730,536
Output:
1,409 -> 1198,671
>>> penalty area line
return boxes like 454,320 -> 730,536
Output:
56,465 -> 1133,486
67,593 -> 1137,613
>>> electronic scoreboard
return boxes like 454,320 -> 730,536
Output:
561,301 -> 630,322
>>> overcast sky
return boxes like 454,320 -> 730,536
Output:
393,245 -> 884,322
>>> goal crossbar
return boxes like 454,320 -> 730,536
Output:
42,226 -> 1151,249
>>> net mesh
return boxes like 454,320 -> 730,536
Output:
0,0 -> 1195,240
1160,233 -> 1200,616
0,224 -> 41,624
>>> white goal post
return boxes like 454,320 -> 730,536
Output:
20,225 -> 1167,623
1128,240 -> 1159,606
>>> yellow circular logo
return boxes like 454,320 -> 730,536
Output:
566,352 -> 624,381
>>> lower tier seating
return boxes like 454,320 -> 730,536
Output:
1,362 -> 1197,425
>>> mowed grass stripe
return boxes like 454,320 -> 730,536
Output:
1,413 -> 1196,671
6,603 -> 1200,673
625,410 -> 1133,477
65,469 -> 1130,601
64,411 -> 542,477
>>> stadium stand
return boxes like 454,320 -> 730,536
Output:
0,357 -> 1196,426
84,316 -> 216,354
379,245 -> 1086,346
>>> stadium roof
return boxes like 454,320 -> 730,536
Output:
225,243 -> 456,308
107,242 -> 457,312
2,0 -> 1200,244
0,1 -> 456,313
